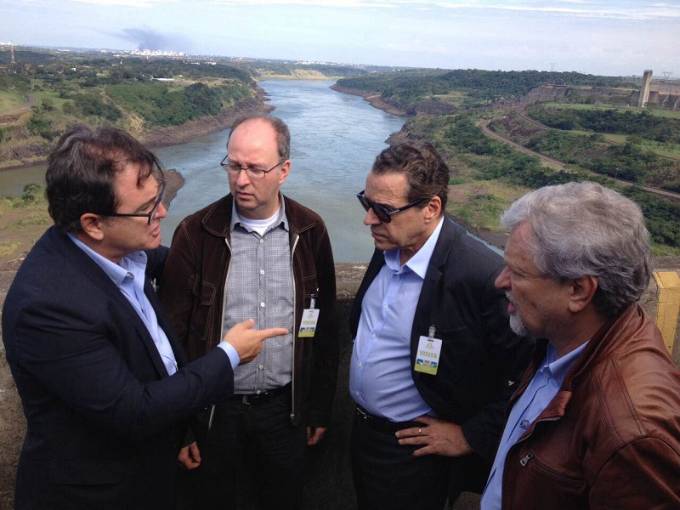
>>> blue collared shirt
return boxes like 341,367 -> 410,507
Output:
480,341 -> 589,510
68,234 -> 179,376
349,217 -> 444,422
69,236 -> 240,374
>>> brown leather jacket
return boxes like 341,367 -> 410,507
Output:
501,305 -> 680,509
159,194 -> 338,426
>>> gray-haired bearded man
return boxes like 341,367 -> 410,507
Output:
482,181 -> 680,510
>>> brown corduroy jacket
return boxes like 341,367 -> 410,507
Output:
159,194 -> 338,427
500,304 -> 680,510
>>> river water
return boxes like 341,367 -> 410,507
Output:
1,80 -> 404,262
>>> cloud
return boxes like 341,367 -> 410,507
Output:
206,0 -> 680,21
114,27 -> 190,51
71,0 -> 169,6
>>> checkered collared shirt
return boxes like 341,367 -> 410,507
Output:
224,200 -> 294,393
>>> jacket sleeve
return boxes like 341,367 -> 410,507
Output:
12,298 -> 233,442
158,220 -> 196,348
589,437 -> 680,509
306,223 -> 339,427
460,269 -> 534,461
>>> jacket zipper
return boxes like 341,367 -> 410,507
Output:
501,414 -> 563,507
208,236 -> 233,431
289,233 -> 300,422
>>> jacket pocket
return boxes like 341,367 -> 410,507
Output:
193,278 -> 217,306
520,450 -> 587,494
188,279 -> 218,344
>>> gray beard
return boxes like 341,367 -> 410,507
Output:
509,313 -> 529,337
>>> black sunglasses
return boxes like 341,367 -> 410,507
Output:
356,190 -> 428,223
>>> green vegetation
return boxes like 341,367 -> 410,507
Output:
105,81 -> 249,126
0,50 -> 262,168
528,104 -> 680,143
622,187 -> 680,248
0,90 -> 24,111
542,101 -> 680,120
337,69 -> 634,112
0,184 -> 51,263
523,130 -> 680,191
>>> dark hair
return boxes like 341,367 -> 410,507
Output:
371,142 -> 449,213
46,125 -> 162,232
227,114 -> 290,159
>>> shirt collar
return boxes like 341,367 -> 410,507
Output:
68,233 -> 147,287
384,216 -> 445,279
230,193 -> 289,233
542,341 -> 589,383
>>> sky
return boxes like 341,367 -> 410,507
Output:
1,0 -> 679,77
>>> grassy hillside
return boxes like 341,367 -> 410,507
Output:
0,55 -> 259,168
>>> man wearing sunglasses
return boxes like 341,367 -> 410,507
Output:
2,126 -> 285,510
349,142 -> 532,510
160,115 -> 338,510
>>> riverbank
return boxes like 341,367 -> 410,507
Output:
0,95 -> 272,172
257,71 -> 343,81
330,84 -> 407,117
140,96 -> 272,149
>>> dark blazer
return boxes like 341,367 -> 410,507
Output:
350,217 -> 532,462
2,227 -> 235,510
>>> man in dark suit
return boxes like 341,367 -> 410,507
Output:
2,125 -> 286,510
349,142 -> 532,510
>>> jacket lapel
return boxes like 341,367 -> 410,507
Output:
410,218 -> 458,352
147,281 -> 187,368
54,228 -> 170,378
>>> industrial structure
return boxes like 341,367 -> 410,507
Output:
638,69 -> 653,107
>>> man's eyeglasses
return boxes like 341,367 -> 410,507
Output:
220,154 -> 285,179
356,190 -> 428,223
105,179 -> 166,225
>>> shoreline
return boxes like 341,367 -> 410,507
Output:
330,84 -> 408,117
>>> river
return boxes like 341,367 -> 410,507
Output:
0,80 -> 404,262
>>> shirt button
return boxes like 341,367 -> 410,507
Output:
520,419 -> 530,429
259,239 -> 264,244
260,269 -> 265,275
256,390 -> 261,395
258,364 -> 264,370
260,302 -> 266,308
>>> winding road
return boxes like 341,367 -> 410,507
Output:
477,114 -> 680,202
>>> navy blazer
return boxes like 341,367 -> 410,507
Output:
350,217 -> 533,461
2,227 -> 234,510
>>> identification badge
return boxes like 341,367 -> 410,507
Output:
298,309 -> 320,338
414,325 -> 442,375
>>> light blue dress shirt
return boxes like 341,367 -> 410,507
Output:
350,217 -> 444,422
68,235 -> 239,373
480,341 -> 589,510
